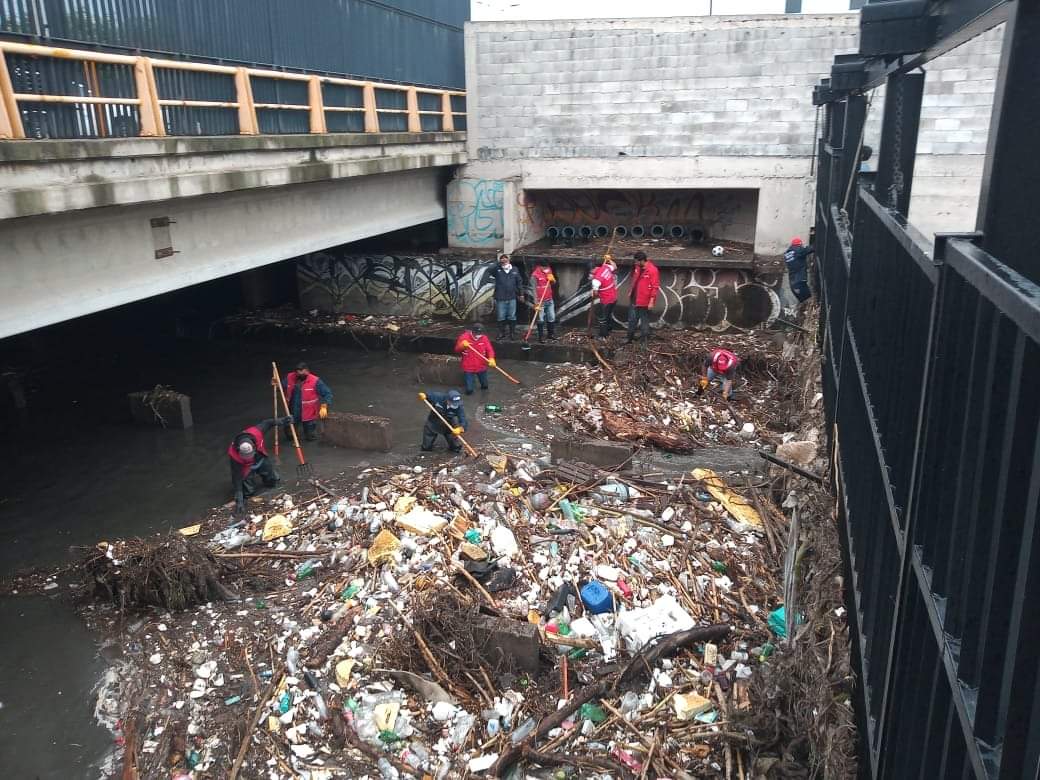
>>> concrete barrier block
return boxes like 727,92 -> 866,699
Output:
550,438 -> 635,470
128,390 -> 193,429
416,354 -> 461,386
473,614 -> 540,673
323,412 -> 392,452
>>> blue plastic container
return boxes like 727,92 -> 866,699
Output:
580,581 -> 614,614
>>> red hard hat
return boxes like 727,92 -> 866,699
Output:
791,237 -> 803,246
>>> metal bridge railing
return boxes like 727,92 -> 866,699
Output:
0,41 -> 466,140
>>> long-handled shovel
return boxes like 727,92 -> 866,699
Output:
420,396 -> 479,457
272,362 -> 314,480
465,344 -> 521,385
520,280 -> 552,352
273,380 -> 280,460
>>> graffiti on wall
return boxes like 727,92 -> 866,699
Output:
298,253 -> 784,330
447,178 -> 505,247
554,267 -> 782,331
299,253 -> 499,318
532,189 -> 758,243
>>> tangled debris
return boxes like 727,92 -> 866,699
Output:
83,535 -> 239,611
496,330 -> 803,455
7,308 -> 853,779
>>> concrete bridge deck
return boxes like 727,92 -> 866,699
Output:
0,131 -> 467,339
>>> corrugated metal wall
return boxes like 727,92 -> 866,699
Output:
0,0 -> 467,88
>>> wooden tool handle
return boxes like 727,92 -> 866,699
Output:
272,362 -> 304,455
421,397 -> 478,457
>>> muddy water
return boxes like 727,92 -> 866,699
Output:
0,339 -> 549,778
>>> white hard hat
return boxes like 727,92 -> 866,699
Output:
237,441 -> 255,457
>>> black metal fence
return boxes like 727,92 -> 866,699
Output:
815,1 -> 1040,776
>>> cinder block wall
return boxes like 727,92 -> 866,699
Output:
456,14 -> 1002,252
467,15 -> 858,160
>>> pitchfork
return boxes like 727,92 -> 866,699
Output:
272,362 -> 315,481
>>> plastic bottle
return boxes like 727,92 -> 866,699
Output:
313,693 -> 329,721
620,691 -> 640,715
511,716 -> 536,744
286,646 -> 300,676
377,757 -> 400,779
295,559 -> 319,579
579,703 -> 607,723
278,691 -> 291,714
559,499 -> 576,522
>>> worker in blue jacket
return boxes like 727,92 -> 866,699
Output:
418,389 -> 467,453
784,237 -> 815,303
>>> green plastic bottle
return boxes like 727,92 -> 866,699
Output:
579,703 -> 607,723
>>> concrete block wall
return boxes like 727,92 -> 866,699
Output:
466,15 -> 860,161
458,14 -> 1003,251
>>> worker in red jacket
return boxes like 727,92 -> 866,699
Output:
228,416 -> 292,513
530,261 -> 557,342
590,254 -> 618,338
282,362 -> 333,441
454,323 -> 496,394
700,348 -> 741,400
626,251 -> 660,345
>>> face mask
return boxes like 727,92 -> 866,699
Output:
501,263 -> 512,272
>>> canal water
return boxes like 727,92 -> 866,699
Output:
0,329 -> 547,777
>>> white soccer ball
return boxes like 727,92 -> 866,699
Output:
711,245 -> 725,257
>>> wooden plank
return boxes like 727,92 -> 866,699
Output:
406,86 -> 421,133
133,57 -> 165,137
308,75 -> 327,134
362,82 -> 379,132
234,67 -> 258,135
441,92 -> 454,132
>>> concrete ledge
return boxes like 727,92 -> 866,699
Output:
128,391 -> 193,429
550,438 -> 635,469
0,131 -> 468,163
322,412 -> 392,452
417,354 -> 462,385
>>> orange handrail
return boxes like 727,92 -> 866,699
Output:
0,40 -> 465,140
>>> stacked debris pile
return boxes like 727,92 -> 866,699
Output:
499,330 -> 800,454
82,534 -> 240,611
47,447 -> 833,779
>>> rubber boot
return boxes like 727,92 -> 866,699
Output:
509,323 -> 517,340
548,321 -> 557,340
497,322 -> 507,340
537,324 -> 545,343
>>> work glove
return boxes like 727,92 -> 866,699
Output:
488,358 -> 497,368
319,404 -> 328,419
418,392 -> 427,401
460,339 -> 470,349
452,426 -> 464,436
280,415 -> 294,426
547,274 -> 556,284
699,377 -> 709,390
234,496 -> 246,514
